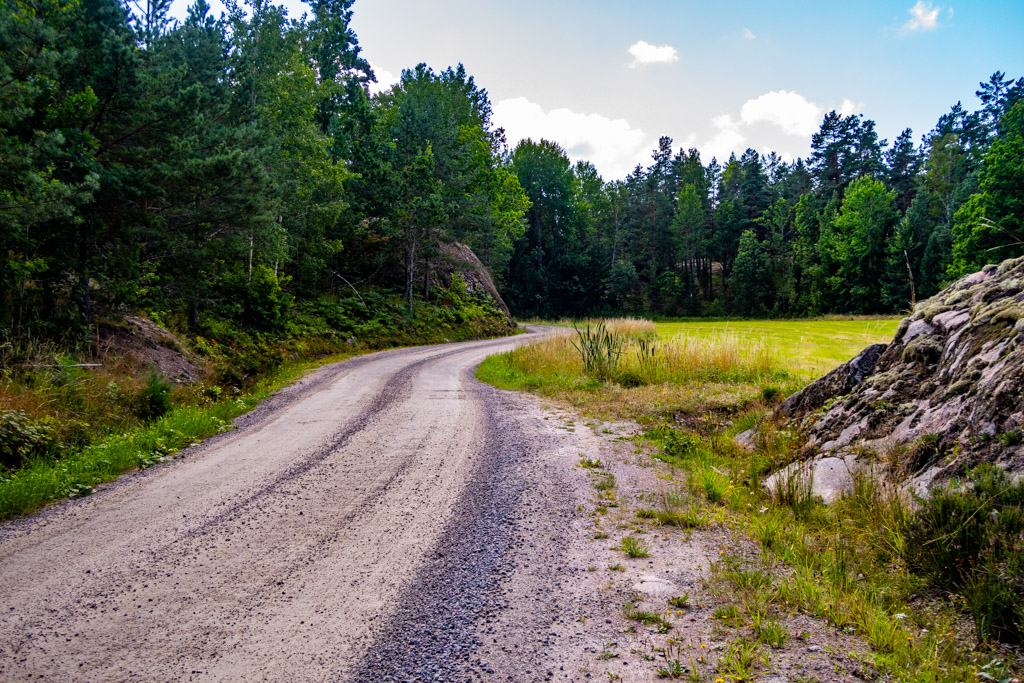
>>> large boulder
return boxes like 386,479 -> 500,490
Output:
432,242 -> 514,324
765,256 -> 1024,497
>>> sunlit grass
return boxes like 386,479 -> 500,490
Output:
477,315 -> 1004,678
654,318 -> 900,380
479,315 -> 901,424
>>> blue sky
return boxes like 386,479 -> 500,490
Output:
169,0 -> 1024,179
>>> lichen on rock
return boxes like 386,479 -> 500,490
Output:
753,255 -> 1024,499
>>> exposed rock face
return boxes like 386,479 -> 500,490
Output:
433,242 -> 514,324
768,256 -> 1024,497
776,343 -> 888,419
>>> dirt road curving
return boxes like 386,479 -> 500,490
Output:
0,327 -> 657,681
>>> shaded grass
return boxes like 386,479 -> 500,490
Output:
0,352 -> 350,521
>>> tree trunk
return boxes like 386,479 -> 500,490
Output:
405,240 -> 415,313
190,293 -> 199,332
423,268 -> 430,303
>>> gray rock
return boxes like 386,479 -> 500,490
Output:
733,428 -> 757,451
631,576 -> 680,598
776,343 -> 887,419
772,255 -> 1024,497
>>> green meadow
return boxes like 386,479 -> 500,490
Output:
654,318 -> 901,379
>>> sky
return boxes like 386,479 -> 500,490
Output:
168,0 -> 1024,180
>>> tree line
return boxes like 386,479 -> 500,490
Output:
501,73 -> 1024,317
1,0 -> 527,342
2,0 -> 1022,339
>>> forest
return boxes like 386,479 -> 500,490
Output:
2,0 -> 1024,343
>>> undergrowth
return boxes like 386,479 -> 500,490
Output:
0,280 -> 513,521
0,353 -> 336,521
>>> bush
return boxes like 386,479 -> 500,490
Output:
0,410 -> 59,469
905,465 -> 1024,643
135,371 -> 174,421
243,265 -> 292,331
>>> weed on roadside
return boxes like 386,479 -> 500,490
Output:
619,535 -> 651,558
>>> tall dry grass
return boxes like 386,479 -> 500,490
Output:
506,323 -> 784,387
603,317 -> 658,338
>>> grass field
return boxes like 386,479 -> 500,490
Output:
654,318 -> 901,379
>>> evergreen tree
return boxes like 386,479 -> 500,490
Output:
729,230 -> 768,316
950,101 -> 1024,275
832,177 -> 898,312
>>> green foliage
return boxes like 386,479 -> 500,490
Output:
242,265 -> 293,331
619,535 -> 651,558
831,177 -> 899,312
905,465 -> 1024,643
751,613 -> 788,648
0,411 -> 60,470
729,230 -> 769,315
667,594 -> 689,609
570,322 -> 624,380
136,371 -> 173,421
951,100 -> 1024,275
626,609 -> 663,625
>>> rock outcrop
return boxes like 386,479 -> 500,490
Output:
433,242 -> 514,324
760,256 -> 1024,498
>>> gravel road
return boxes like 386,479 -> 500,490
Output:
0,327 -> 639,681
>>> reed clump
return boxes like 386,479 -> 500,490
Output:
510,322 -> 785,388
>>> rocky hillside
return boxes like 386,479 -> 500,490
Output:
97,316 -> 202,382
754,256 -> 1024,499
433,242 -> 515,324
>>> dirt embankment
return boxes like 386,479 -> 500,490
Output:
96,314 -> 202,382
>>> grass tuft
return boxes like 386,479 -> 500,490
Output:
619,535 -> 651,558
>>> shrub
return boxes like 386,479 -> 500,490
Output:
905,465 -> 1024,643
0,410 -> 59,469
238,264 -> 288,331
135,371 -> 174,421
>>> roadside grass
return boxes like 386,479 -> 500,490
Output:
0,282 -> 517,522
619,534 -> 651,558
477,316 -> 1020,680
0,352 -> 352,521
476,323 -> 800,423
660,409 -> 1002,679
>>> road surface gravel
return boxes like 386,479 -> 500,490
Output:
0,327 -> 878,682
0,328 -> 646,681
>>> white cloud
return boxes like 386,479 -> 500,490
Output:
705,115 -> 747,162
903,1 -> 943,32
492,97 -> 649,179
839,98 -> 864,116
742,27 -> 756,40
368,62 -> 399,95
627,40 -> 679,68
701,91 -> 863,162
739,90 -> 824,136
